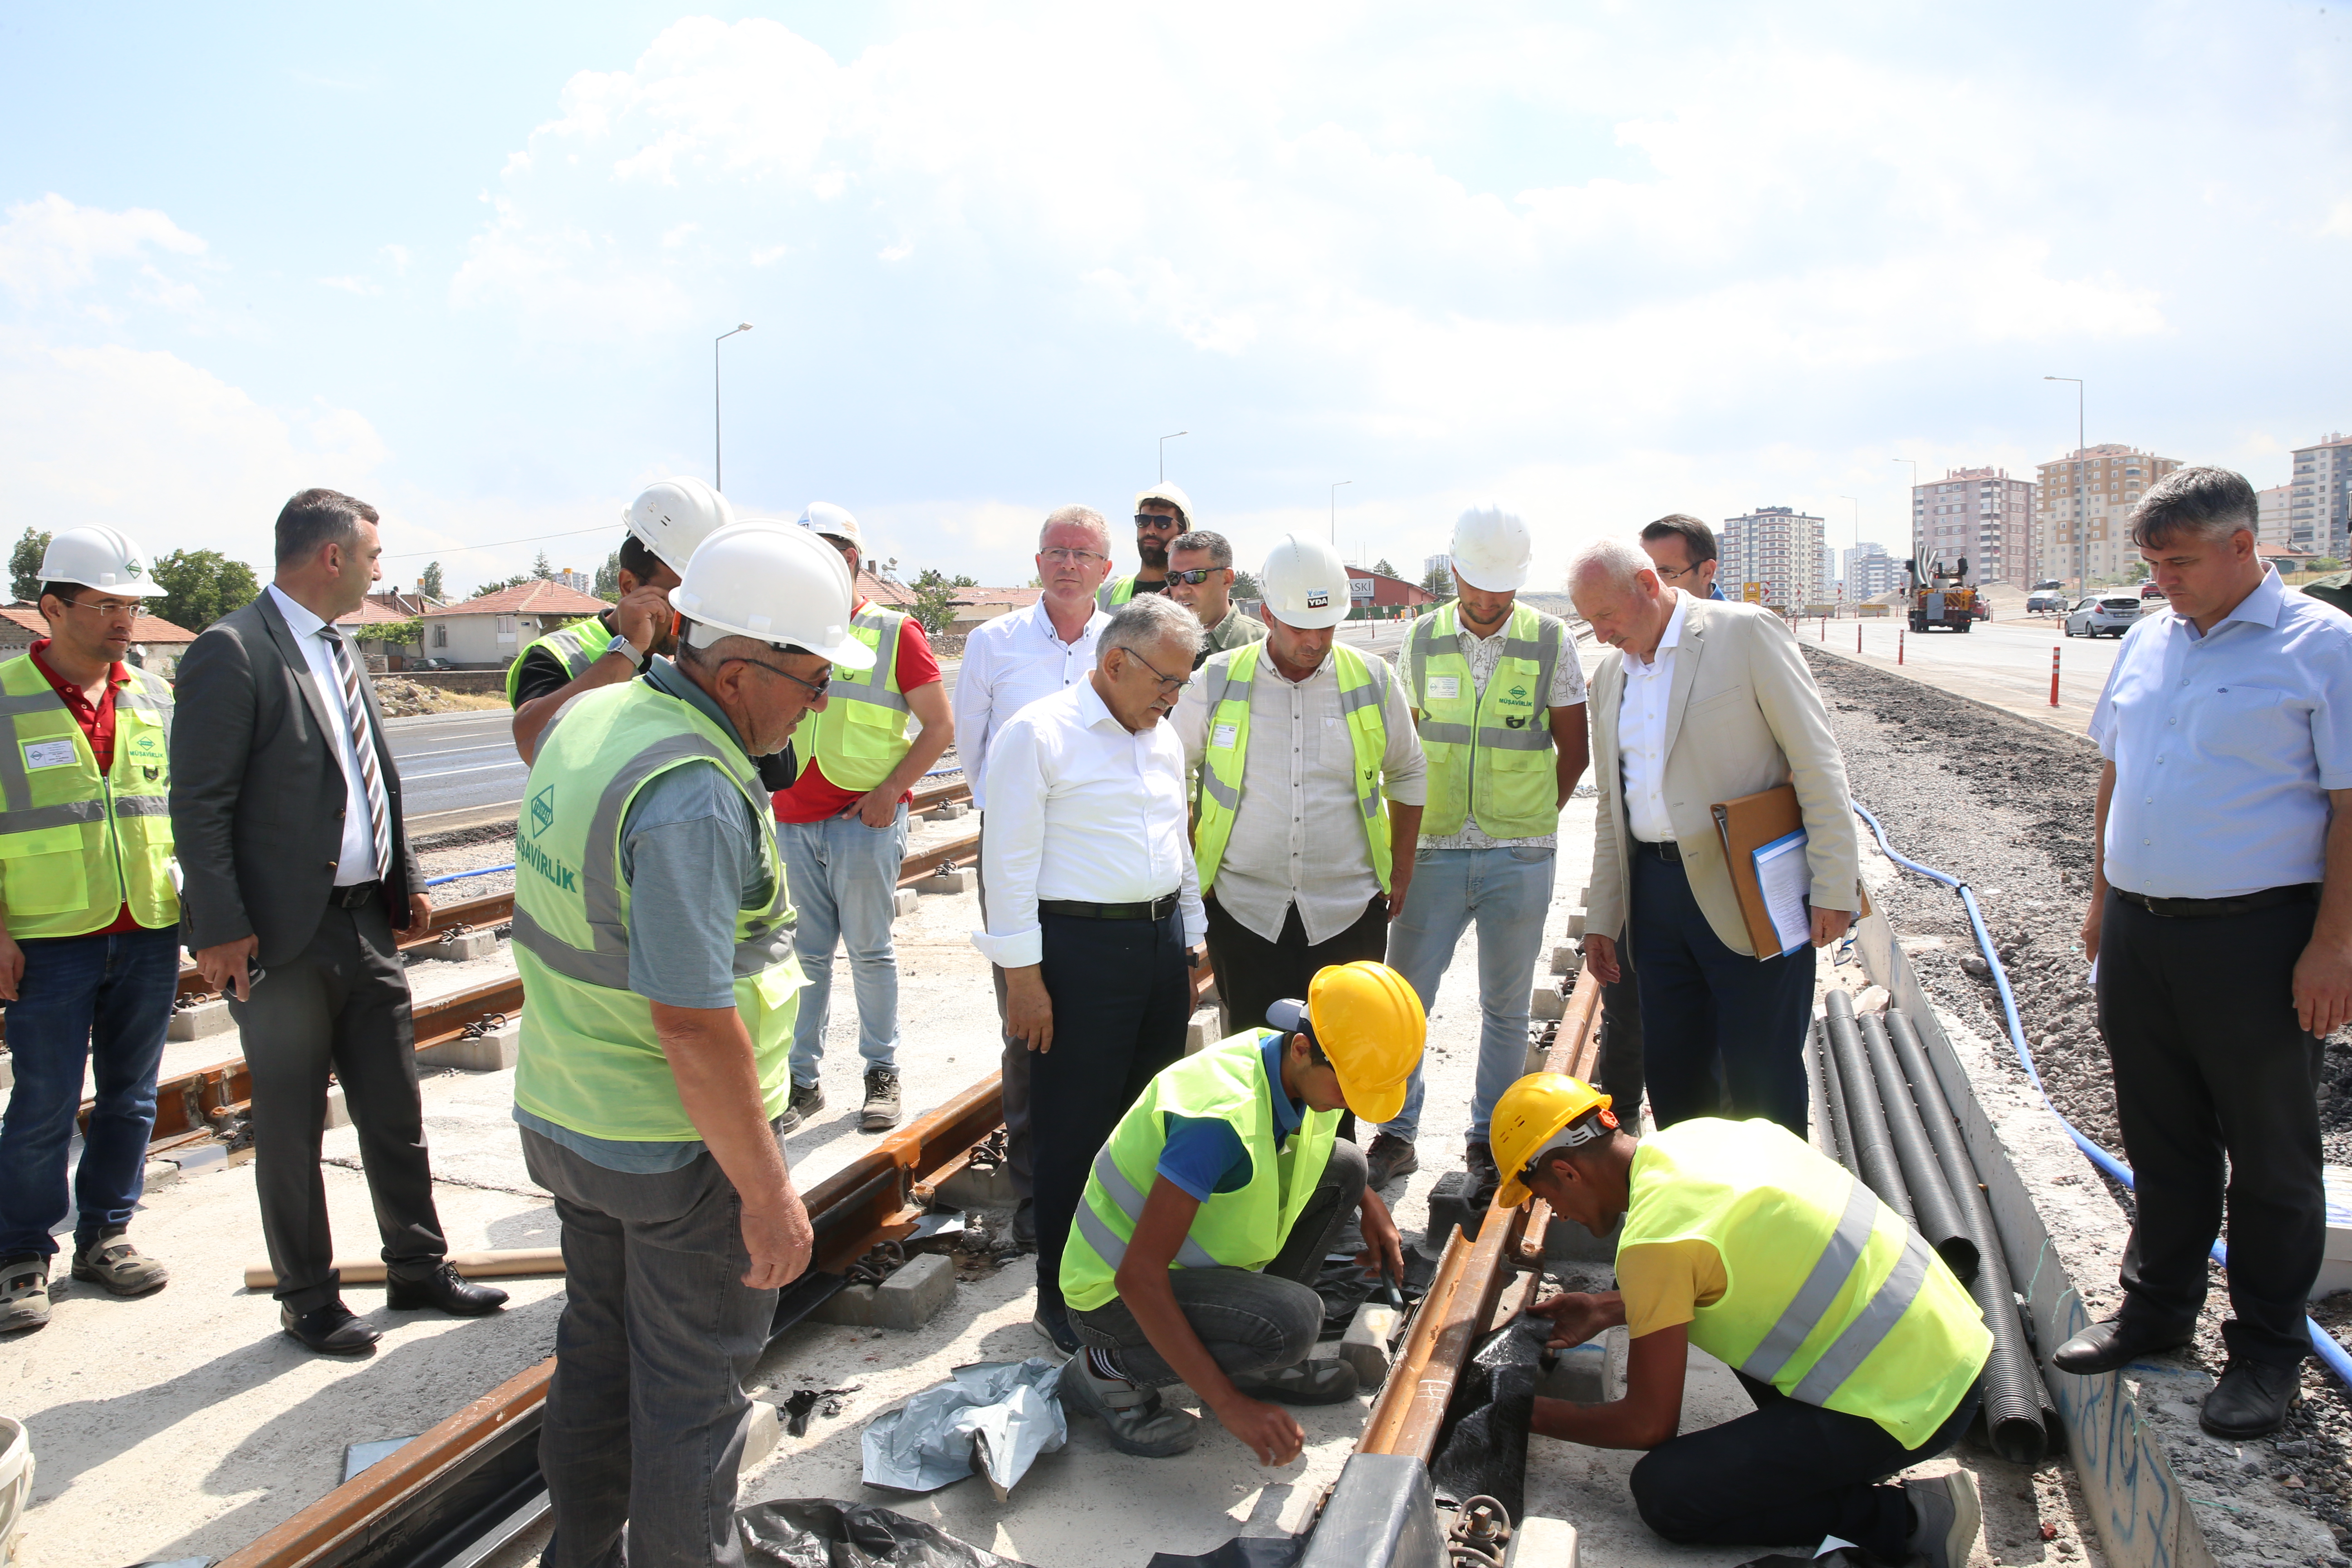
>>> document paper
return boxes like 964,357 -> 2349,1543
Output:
1753,829 -> 1812,958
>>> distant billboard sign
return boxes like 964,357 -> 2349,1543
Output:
1349,575 -> 1375,603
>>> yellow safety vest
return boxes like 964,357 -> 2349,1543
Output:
1406,601 -> 1565,839
1620,1117 -> 1991,1448
1061,1029 -> 1340,1313
1192,641 -> 1395,893
803,604 -> 913,793
509,678 -> 803,1142
505,614 -> 618,707
0,656 -> 178,938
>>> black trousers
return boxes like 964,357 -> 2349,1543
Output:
1204,893 -> 1388,1142
975,816 -> 1033,1202
1032,908 -> 1192,1315
1628,843 -> 1814,1135
1594,968 -> 1646,1120
1631,1373 -> 1978,1560
228,893 -> 447,1314
2099,888 -> 2327,1366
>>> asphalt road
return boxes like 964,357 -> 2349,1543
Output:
1808,611 -> 2127,730
385,709 -> 530,828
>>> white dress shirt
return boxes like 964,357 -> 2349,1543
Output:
1618,590 -> 1689,845
2089,567 -> 2352,898
1172,647 -> 1427,946
972,678 -> 1205,970
267,584 -> 380,885
951,595 -> 1108,812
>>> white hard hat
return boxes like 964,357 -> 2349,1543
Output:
798,502 -> 863,551
1450,505 -> 1534,593
623,477 -> 737,575
1259,534 -> 1350,630
671,521 -> 876,670
38,525 -> 162,598
1134,482 -> 1196,528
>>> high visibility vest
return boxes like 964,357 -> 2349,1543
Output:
0,657 -> 178,938
1620,1118 -> 1992,1448
1406,601 -> 1566,839
1098,576 -> 1161,610
1060,1029 -> 1340,1313
1193,641 -> 1394,893
509,678 -> 803,1142
803,605 -> 913,792
505,615 -> 618,707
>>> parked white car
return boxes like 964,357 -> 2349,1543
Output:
2063,594 -> 2145,638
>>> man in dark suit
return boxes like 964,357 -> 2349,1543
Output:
170,488 -> 505,1354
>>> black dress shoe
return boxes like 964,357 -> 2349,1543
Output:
386,1262 -> 510,1316
2051,1316 -> 2194,1375
282,1300 -> 380,1355
2201,1357 -> 2300,1439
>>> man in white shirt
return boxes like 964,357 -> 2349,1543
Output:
1173,535 -> 1426,1145
976,594 -> 1208,1351
950,506 -> 1113,1246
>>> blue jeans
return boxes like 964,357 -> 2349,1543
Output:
1383,845 -> 1557,1143
0,923 -> 180,1258
778,804 -> 909,1087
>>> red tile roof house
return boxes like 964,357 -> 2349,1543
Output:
418,581 -> 611,671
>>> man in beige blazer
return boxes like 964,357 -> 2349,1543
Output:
1569,537 -> 1859,1133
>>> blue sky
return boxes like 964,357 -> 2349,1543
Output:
2,2 -> 2347,598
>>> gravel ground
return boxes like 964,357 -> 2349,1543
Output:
1806,647 -> 2352,1554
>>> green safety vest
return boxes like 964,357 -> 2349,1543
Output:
1098,576 -> 1170,611
1193,641 -> 1394,893
0,656 -> 178,938
505,614 -> 618,707
1406,601 -> 1566,839
1061,1029 -> 1340,1313
509,678 -> 803,1142
1620,1117 -> 1991,1448
803,604 -> 913,793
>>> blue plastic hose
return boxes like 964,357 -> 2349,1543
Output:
1852,801 -> 2352,1389
424,863 -> 514,887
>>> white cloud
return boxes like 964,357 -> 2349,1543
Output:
0,193 -> 207,311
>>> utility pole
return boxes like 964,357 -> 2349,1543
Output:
1330,480 -> 1351,545
714,323 -> 753,490
1159,431 -> 1186,482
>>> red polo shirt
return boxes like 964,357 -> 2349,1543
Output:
26,638 -> 139,934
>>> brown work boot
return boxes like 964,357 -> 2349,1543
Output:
70,1229 -> 169,1296
0,1255 -> 50,1333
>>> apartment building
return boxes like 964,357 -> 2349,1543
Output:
1843,541 -> 1902,599
1911,467 -> 2038,589
1720,505 -> 1825,609
2289,432 -> 2352,559
2258,485 -> 2293,551
2032,445 -> 2180,588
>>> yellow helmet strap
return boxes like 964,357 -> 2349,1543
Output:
1518,1107 -> 1621,1187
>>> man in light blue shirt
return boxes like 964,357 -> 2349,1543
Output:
2054,467 -> 2352,1442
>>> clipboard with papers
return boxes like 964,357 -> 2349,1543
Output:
1710,783 -> 1871,960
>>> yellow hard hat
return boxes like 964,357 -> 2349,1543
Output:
1491,1073 -> 1617,1208
1266,961 -> 1426,1123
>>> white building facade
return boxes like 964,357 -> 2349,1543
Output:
2032,445 -> 2179,588
2289,433 -> 2352,559
1720,506 -> 1826,610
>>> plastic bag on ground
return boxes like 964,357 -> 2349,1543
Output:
740,1498 -> 1038,1567
860,1357 -> 1066,1498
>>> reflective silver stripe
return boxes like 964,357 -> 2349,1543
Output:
1073,1196 -> 1132,1270
0,799 -> 107,835
1200,769 -> 1242,809
1091,1149 -> 1224,1269
1739,1176 -> 1879,1382
825,681 -> 909,714
845,608 -> 904,701
734,925 -> 792,977
1788,1228 -> 1937,1406
1336,682 -> 1381,715
578,735 -> 756,957
560,642 -> 598,679
111,794 -> 170,817
1470,724 -> 1553,752
510,903 -> 632,988
1417,721 -> 1473,745
0,692 -> 64,718
117,693 -> 171,715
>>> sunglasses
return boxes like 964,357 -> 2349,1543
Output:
1166,568 -> 1222,586
1133,514 -> 1182,530
725,655 -> 831,701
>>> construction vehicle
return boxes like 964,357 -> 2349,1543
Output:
1906,549 -> 1977,633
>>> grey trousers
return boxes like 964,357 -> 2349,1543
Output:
522,1127 -> 782,1568
1070,1138 -> 1367,1386
229,896 -> 446,1314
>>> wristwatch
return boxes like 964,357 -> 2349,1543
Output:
609,637 -> 648,671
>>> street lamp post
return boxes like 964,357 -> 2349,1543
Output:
1159,431 -> 1187,482
2045,376 -> 2086,592
1329,480 -> 1352,546
714,323 -> 753,490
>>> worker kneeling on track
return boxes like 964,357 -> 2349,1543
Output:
1495,1073 -> 1993,1568
1057,960 -> 1423,1465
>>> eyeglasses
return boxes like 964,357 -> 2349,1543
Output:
1166,567 -> 1222,586
1651,562 -> 1707,582
1039,547 -> 1107,566
1119,647 -> 1189,696
1133,514 -> 1182,530
62,598 -> 142,617
725,655 -> 830,701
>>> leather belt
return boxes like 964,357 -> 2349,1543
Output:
2114,884 -> 2316,920
1634,839 -> 1682,864
328,880 -> 385,910
1039,895 -> 1180,922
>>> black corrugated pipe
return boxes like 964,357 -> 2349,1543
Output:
1820,991 -> 1913,1221
1814,1019 -> 1861,1176
1883,1008 -> 2053,1465
1803,1019 -> 1835,1161
1858,1013 -> 1979,1285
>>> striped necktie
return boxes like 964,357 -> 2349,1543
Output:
322,628 -> 393,882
